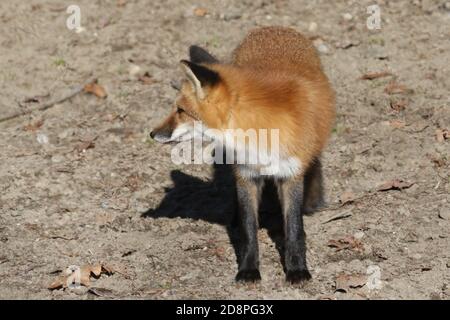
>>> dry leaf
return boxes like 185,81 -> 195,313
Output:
435,129 -> 449,143
427,154 -> 446,168
125,174 -> 141,192
23,119 -> 44,132
339,191 -> 356,205
335,273 -> 367,292
377,179 -> 414,191
361,71 -> 392,80
328,235 -> 364,252
48,275 -> 67,290
390,100 -> 407,112
384,80 -> 410,95
48,263 -> 115,290
84,80 -> 107,99
138,72 -> 154,85
117,0 -> 127,7
193,7 -> 207,16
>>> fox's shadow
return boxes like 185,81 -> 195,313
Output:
142,164 -> 285,268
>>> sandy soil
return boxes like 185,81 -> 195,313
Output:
0,0 -> 449,300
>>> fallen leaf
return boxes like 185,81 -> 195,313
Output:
339,191 -> 357,205
124,174 -> 141,192
48,275 -> 67,290
377,179 -> 414,191
328,235 -> 364,252
117,0 -> 127,7
384,80 -> 411,95
390,100 -> 408,112
48,263 -> 115,290
138,72 -> 154,85
361,71 -> 392,80
335,273 -> 367,292
23,119 -> 44,132
435,129 -> 449,143
193,7 -> 207,16
427,153 -> 446,168
84,80 -> 107,99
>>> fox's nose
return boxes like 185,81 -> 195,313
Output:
149,131 -> 155,139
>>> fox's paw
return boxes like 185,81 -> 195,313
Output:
286,269 -> 312,284
236,269 -> 261,282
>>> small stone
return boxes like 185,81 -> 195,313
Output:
317,43 -> 329,54
36,133 -> 49,145
343,13 -> 353,21
128,64 -> 145,80
308,22 -> 318,32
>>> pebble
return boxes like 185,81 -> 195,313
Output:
308,22 -> 318,32
317,43 -> 329,54
342,13 -> 353,21
36,133 -> 49,145
128,64 -> 145,80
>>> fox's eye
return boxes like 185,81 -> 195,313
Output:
176,106 -> 185,113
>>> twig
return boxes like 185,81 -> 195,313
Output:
0,77 -> 97,123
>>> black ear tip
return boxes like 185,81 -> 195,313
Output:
189,45 -> 200,53
189,45 -> 218,64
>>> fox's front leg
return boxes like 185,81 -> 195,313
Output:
277,176 -> 312,284
235,175 -> 263,282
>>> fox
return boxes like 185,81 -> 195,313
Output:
150,26 -> 335,283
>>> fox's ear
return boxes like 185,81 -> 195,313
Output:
180,60 -> 220,100
189,45 -> 218,64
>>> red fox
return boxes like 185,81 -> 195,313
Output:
150,27 -> 335,283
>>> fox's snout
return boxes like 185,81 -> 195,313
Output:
149,128 -> 173,144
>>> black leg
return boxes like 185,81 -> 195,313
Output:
235,176 -> 263,282
302,157 -> 325,215
277,177 -> 312,284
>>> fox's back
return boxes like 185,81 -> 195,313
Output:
232,27 -> 323,79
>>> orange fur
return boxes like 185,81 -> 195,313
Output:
152,27 -> 335,175
174,27 -> 335,172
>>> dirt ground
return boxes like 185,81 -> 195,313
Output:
0,0 -> 449,300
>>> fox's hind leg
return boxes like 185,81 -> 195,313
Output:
276,176 -> 312,284
302,157 -> 325,215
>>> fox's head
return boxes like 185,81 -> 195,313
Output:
150,46 -> 231,144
